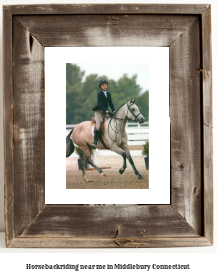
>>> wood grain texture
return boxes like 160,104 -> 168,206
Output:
16,15 -> 197,47
4,4 -> 207,15
3,7 -> 14,247
202,6 -> 212,129
20,205 -> 199,238
201,6 -> 213,245
203,125 -> 213,243
8,237 -> 212,248
12,17 -> 45,237
170,17 -> 202,234
3,4 -> 213,248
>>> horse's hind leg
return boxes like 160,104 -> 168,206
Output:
81,153 -> 89,182
87,158 -> 106,178
81,144 -> 107,180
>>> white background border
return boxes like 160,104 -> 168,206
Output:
45,47 -> 170,204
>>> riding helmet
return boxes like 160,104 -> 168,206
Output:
99,79 -> 108,88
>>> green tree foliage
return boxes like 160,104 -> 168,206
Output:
66,63 -> 149,124
66,64 -> 85,124
137,90 -> 149,121
66,63 -> 84,86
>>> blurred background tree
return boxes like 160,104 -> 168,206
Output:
66,63 -> 149,124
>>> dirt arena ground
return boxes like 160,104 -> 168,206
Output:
66,155 -> 149,189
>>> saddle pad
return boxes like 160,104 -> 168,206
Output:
91,125 -> 95,136
92,124 -> 104,136
91,124 -> 109,150
91,117 -> 105,136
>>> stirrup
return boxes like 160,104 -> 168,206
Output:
92,129 -> 100,149
92,140 -> 98,149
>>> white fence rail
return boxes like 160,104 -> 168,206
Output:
66,121 -> 149,157
66,121 -> 149,131
126,121 -> 149,128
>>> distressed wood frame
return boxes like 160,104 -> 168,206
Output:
3,4 -> 213,248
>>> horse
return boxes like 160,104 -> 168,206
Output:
66,98 -> 146,181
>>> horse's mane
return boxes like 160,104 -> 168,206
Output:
113,101 -> 128,115
113,99 -> 136,115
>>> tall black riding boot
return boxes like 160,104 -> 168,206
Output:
92,129 -> 100,149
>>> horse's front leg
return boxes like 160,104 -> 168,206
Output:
109,144 -> 127,174
119,151 -> 127,175
121,143 -> 144,180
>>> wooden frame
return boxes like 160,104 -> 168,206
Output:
3,4 -> 213,248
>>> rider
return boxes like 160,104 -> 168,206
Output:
92,79 -> 116,148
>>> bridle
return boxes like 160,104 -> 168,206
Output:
107,101 -> 141,142
127,102 -> 142,122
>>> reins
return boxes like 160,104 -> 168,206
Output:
108,116 -> 125,142
107,101 -> 141,142
107,102 -> 127,142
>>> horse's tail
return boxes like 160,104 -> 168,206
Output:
66,129 -> 75,158
67,128 -> 74,139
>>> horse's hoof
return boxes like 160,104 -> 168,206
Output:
138,175 -> 144,180
101,172 -> 106,177
119,169 -> 124,174
84,178 -> 89,182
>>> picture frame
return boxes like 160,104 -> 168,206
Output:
46,47 -> 170,204
3,4 -> 213,248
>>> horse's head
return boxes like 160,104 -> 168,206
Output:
126,98 -> 145,124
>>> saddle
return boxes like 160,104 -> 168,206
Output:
91,116 -> 106,136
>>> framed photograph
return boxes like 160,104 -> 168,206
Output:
45,47 -> 170,204
4,4 -> 213,248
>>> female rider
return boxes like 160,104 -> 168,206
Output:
92,79 -> 115,148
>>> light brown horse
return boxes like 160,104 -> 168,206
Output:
67,99 -> 145,181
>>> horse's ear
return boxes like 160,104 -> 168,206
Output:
130,98 -> 135,103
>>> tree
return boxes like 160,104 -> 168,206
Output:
66,64 -> 84,124
66,63 -> 84,86
109,74 -> 143,110
66,64 -> 149,123
137,90 -> 149,121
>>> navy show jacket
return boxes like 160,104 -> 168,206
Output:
92,90 -> 115,114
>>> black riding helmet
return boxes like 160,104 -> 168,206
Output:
99,79 -> 108,88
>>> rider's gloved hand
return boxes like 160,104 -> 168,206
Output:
108,111 -> 113,117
